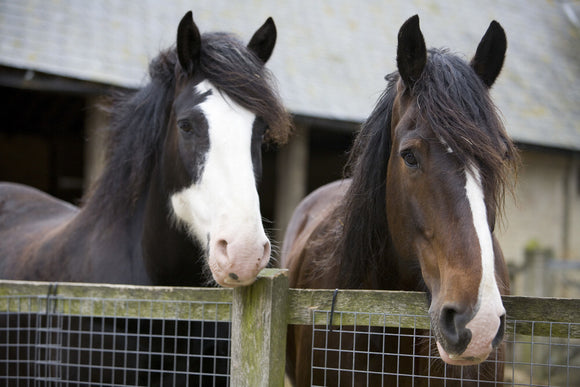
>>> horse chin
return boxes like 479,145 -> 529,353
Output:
436,341 -> 488,366
209,268 -> 260,288
216,274 -> 256,288
207,247 -> 269,288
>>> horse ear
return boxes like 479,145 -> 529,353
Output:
470,21 -> 507,88
248,17 -> 277,64
396,15 -> 426,89
177,11 -> 202,74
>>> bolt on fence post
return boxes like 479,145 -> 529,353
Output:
230,268 -> 289,387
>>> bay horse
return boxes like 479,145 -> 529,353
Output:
0,11 -> 290,385
282,15 -> 518,386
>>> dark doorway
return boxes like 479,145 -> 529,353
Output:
0,86 -> 86,204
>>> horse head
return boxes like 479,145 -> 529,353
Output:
386,15 -> 515,365
161,12 -> 287,287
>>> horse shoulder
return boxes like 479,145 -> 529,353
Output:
281,179 -> 350,288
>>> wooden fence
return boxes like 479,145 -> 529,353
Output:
0,268 -> 579,386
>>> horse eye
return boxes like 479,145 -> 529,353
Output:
177,119 -> 193,133
401,150 -> 419,168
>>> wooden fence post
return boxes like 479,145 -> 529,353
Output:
230,268 -> 289,386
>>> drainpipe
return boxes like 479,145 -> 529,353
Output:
562,152 -> 579,260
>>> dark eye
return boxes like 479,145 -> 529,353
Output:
177,119 -> 193,133
401,150 -> 419,168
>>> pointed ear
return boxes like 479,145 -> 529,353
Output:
177,11 -> 201,74
248,17 -> 277,64
396,15 -> 426,89
470,21 -> 507,88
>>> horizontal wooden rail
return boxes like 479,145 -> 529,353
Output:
287,288 -> 580,338
0,280 -> 233,321
1,276 -> 579,338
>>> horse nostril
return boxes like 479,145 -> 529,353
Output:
217,239 -> 228,257
260,241 -> 271,262
441,306 -> 459,342
492,314 -> 506,348
439,305 -> 472,355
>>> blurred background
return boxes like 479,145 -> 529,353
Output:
0,0 -> 579,298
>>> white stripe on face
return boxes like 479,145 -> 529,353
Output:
170,80 -> 270,286
461,164 -> 505,359
465,165 -> 497,301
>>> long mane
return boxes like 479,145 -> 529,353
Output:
332,48 -> 518,289
328,77 -> 397,289
83,32 -> 290,224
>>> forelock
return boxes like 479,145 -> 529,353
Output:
413,48 -> 518,212
198,32 -> 291,143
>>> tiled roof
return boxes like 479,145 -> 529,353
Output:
1,0 -> 579,150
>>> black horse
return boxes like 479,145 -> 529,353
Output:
0,11 -> 290,287
0,11 -> 290,385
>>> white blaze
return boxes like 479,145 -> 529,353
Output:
458,164 -> 505,361
170,80 -> 269,287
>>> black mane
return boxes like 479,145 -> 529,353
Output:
83,32 -> 290,224
335,48 -> 518,289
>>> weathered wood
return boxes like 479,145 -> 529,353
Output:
502,295 -> 580,338
1,278 -> 578,338
230,268 -> 289,387
286,289 -> 580,338
0,280 -> 233,321
287,288 -> 430,328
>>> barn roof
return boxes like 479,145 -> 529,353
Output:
1,0 -> 579,151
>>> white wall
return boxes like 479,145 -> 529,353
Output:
497,149 -> 580,265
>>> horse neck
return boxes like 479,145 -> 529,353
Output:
335,218 -> 422,291
77,165 -> 152,252
74,157 -> 205,286
331,86 -> 403,290
333,171 -> 423,290
317,198 -> 386,290
139,165 -> 207,286
53,184 -> 149,284
82,74 -> 176,226
70,134 -> 162,284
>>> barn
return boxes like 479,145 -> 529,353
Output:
1,0 -> 579,284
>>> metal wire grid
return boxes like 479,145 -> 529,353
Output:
506,319 -> 580,387
0,294 -> 232,387
311,310 -> 580,386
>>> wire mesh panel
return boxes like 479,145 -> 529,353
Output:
310,310 -> 580,386
0,292 -> 232,387
505,319 -> 580,386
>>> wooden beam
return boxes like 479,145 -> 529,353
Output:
0,280 -> 233,321
230,269 -> 289,387
1,276 -> 578,338
274,124 -> 309,245
287,288 -> 580,338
